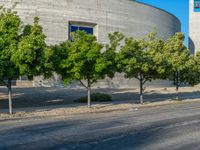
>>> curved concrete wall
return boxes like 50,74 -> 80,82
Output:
0,0 -> 181,88
0,0 -> 180,45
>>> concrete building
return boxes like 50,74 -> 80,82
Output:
189,0 -> 200,54
0,0 -> 181,88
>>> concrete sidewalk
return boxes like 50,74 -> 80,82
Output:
1,87 -> 200,109
1,97 -> 200,121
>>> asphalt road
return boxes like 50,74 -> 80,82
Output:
0,102 -> 200,150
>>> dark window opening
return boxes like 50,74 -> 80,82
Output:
194,0 -> 200,12
70,25 -> 94,35
195,2 -> 200,8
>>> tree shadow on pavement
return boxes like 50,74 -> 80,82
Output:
0,87 -> 200,113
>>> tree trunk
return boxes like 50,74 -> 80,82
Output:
175,72 -> 179,100
8,80 -> 13,115
176,83 -> 179,100
140,79 -> 144,104
87,80 -> 91,108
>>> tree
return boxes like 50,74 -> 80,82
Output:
179,52 -> 200,90
185,55 -> 200,86
103,32 -> 125,78
49,42 -> 70,78
117,32 -> 165,104
162,33 -> 195,99
0,10 -> 21,114
12,17 -> 47,80
54,31 -> 107,108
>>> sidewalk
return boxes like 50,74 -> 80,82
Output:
1,87 -> 200,109
1,98 -> 200,121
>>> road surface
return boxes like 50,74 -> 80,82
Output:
0,102 -> 200,150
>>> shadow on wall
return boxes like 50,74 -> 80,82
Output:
189,37 -> 195,54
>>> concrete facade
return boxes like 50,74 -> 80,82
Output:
189,0 -> 200,54
0,0 -> 181,88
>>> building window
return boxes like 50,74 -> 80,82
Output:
70,25 -> 93,34
69,21 -> 97,40
194,0 -> 200,12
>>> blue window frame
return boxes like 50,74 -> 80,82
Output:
194,0 -> 200,12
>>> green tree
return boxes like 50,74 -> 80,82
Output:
0,10 -> 21,114
162,33 -> 194,99
103,32 -> 125,78
12,17 -> 47,80
50,42 -> 70,78
178,52 -> 200,91
117,32 -> 165,104
185,55 -> 200,86
42,46 -> 55,79
54,31 -> 107,108
191,52 -> 200,85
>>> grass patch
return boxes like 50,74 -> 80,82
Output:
75,93 -> 112,103
171,98 -> 182,101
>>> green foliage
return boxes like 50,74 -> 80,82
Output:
12,17 -> 47,80
0,9 -> 21,114
0,11 -> 21,81
117,31 -> 165,103
49,41 -> 71,82
42,47 -> 55,79
188,52 -> 200,85
102,32 -> 125,78
1,6 -> 200,108
53,31 -> 118,107
163,33 -> 189,72
55,31 -> 105,85
162,33 -> 194,88
117,32 -> 165,84
117,33 -> 164,83
74,93 -> 112,103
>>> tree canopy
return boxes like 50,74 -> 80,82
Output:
0,11 -> 20,82
52,31 -> 109,107
0,10 -> 21,114
0,9 -> 48,114
117,32 -> 165,103
162,33 -> 194,99
12,17 -> 47,80
1,7 -> 200,112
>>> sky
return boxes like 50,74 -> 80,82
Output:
137,0 -> 189,45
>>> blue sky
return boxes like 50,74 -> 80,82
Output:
137,0 -> 189,45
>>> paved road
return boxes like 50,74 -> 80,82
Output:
0,102 -> 200,150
